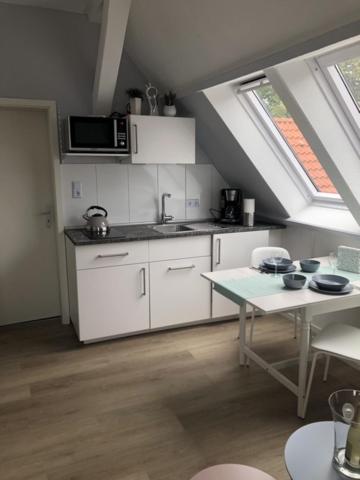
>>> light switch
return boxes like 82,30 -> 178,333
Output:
72,181 -> 82,199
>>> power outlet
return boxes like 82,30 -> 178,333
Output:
186,198 -> 200,208
72,181 -> 82,199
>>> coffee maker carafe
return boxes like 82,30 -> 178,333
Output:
220,188 -> 243,223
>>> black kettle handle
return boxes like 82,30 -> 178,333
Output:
86,205 -> 108,217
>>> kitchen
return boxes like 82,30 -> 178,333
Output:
1,1 -> 360,480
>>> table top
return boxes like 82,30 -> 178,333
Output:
284,421 -> 341,480
201,257 -> 360,314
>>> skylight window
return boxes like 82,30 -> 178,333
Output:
317,44 -> 360,136
252,84 -> 338,195
336,56 -> 360,111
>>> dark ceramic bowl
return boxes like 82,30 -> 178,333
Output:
283,273 -> 307,290
263,257 -> 293,270
300,259 -> 320,273
312,274 -> 349,291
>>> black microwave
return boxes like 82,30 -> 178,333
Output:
66,115 -> 129,153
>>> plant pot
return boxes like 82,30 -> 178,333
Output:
129,97 -> 142,115
163,105 -> 176,117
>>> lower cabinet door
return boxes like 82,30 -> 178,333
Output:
212,231 -> 269,318
77,263 -> 149,341
150,256 -> 211,329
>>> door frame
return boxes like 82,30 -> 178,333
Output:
0,98 -> 69,323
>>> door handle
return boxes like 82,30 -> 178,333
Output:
96,252 -> 129,259
39,210 -> 52,228
168,265 -> 195,271
140,267 -> 146,295
216,238 -> 221,265
133,124 -> 138,154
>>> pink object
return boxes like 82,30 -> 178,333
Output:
190,464 -> 276,480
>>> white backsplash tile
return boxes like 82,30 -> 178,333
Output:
61,162 -> 227,227
158,165 -> 186,221
96,164 -> 129,224
185,164 -> 213,220
61,164 -> 97,227
212,166 -> 229,211
128,165 -> 158,223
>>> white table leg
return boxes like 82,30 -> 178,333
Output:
297,307 -> 312,418
239,301 -> 247,366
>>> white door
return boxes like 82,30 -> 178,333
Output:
77,263 -> 150,341
0,107 -> 60,325
150,256 -> 211,329
129,115 -> 195,164
212,231 -> 269,318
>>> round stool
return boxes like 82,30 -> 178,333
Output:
190,464 -> 276,480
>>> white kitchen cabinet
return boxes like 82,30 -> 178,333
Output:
77,263 -> 149,342
129,115 -> 195,164
212,231 -> 269,318
150,256 -> 211,329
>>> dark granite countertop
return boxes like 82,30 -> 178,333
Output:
65,221 -> 285,246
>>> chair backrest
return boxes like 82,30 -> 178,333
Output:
251,246 -> 290,268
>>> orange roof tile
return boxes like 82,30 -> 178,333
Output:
274,117 -> 337,194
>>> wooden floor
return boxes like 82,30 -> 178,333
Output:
0,316 -> 358,480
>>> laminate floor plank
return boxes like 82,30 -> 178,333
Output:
0,316 -> 356,480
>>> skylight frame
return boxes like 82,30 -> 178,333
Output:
238,83 -> 342,204
316,43 -> 360,139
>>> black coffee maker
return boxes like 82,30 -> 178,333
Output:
220,188 -> 243,223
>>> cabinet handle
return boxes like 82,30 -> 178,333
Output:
140,267 -> 146,295
168,264 -> 195,271
216,238 -> 221,265
133,124 -> 138,154
96,252 -> 129,258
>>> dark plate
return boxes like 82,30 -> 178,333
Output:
260,263 -> 296,274
309,280 -> 353,295
263,257 -> 293,269
312,274 -> 349,291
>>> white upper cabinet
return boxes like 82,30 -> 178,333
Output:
128,115 -> 195,164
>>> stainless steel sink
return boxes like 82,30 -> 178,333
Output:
151,224 -> 193,234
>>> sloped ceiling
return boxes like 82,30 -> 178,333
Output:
125,0 -> 360,94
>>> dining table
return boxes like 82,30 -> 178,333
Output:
201,257 -> 360,418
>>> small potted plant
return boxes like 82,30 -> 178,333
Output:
126,88 -> 144,115
163,90 -> 177,117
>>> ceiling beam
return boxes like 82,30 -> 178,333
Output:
92,0 -> 132,115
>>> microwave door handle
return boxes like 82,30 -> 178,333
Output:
114,119 -> 118,148
133,124 -> 138,154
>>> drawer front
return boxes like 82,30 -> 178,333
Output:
150,256 -> 211,329
75,241 -> 148,270
149,235 -> 211,262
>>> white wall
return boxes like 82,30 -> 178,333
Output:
0,4 -> 99,116
61,163 -> 228,227
0,4 -> 150,117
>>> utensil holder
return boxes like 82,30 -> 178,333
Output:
329,389 -> 360,478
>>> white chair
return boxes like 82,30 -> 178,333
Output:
248,247 -> 298,347
303,323 -> 360,416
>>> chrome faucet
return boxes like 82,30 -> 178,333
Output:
161,193 -> 174,224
